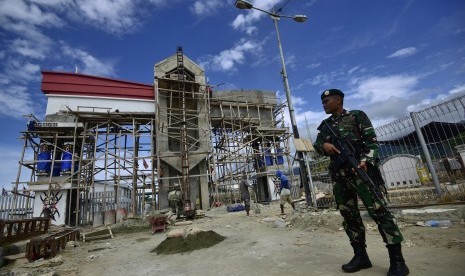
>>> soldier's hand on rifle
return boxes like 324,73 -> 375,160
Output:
323,142 -> 340,155
358,161 -> 367,171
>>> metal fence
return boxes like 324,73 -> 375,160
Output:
0,193 -> 34,219
79,189 -> 133,225
309,95 -> 465,207
0,189 -> 135,225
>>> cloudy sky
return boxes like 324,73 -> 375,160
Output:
0,0 -> 464,189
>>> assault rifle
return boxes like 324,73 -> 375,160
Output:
323,120 -> 387,203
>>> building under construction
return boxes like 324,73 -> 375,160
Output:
13,48 -> 296,226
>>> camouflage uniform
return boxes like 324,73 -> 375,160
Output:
314,109 -> 403,245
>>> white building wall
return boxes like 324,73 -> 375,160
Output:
46,95 -> 155,115
381,155 -> 421,189
33,190 -> 67,226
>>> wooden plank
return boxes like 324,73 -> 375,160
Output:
4,253 -> 26,261
82,226 -> 113,242
83,234 -> 111,242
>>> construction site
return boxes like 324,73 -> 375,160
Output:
6,47 -> 302,228
0,49 -> 464,276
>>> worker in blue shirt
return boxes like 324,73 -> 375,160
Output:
276,170 -> 295,214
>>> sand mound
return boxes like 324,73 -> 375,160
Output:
152,230 -> 226,255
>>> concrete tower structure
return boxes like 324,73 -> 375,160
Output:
154,47 -> 211,210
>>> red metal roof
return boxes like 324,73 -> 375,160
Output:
41,71 -> 154,100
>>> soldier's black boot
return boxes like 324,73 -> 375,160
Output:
387,244 -> 409,276
342,243 -> 372,273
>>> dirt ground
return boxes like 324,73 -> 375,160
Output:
1,202 -> 465,276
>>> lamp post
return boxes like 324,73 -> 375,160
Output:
235,0 -> 313,207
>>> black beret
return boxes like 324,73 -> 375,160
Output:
321,89 -> 344,100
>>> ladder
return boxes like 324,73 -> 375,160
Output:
176,46 -> 191,200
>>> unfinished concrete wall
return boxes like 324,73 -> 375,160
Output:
154,52 -> 210,209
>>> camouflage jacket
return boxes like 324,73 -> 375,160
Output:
314,109 -> 379,166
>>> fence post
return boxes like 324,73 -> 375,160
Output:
304,152 -> 317,208
410,111 -> 442,195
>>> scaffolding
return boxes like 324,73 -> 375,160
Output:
209,91 -> 294,205
15,109 -> 156,225
10,50 -> 294,226
155,47 -> 211,210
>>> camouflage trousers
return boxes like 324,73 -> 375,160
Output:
333,172 -> 404,245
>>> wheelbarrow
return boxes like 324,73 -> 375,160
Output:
146,215 -> 168,234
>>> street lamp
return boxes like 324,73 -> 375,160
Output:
234,0 -> 313,207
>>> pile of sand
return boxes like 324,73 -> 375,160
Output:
152,230 -> 226,255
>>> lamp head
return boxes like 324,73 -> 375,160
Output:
235,0 -> 253,10
293,15 -> 307,23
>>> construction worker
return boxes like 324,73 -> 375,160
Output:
239,174 -> 252,216
276,170 -> 295,214
168,183 -> 183,218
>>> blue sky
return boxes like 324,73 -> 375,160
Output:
1,0 -> 464,189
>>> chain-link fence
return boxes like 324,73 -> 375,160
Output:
309,95 -> 465,208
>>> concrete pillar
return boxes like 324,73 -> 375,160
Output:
116,208 -> 127,222
199,162 -> 209,209
104,210 -> 116,225
93,211 -> 104,227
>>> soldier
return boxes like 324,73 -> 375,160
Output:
314,89 -> 409,276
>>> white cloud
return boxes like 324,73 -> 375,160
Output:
0,0 -> 64,28
191,0 -> 223,17
291,95 -> 307,107
69,0 -> 174,35
10,39 -> 47,59
277,89 -> 307,107
231,0 -> 281,33
1,0 -> 169,37
30,0 -> 70,5
387,47 -> 417,58
0,0 -> 165,121
0,0 -> 58,49
359,96 -> 411,125
230,13 -> 261,35
147,0 -> 171,4
354,84 -> 465,125
351,74 -> 419,103
294,109 -> 326,140
199,39 -> 263,72
0,56 -> 42,119
283,53 -> 298,70
449,84 -> 465,95
60,43 -> 116,77
0,84 -> 36,118
0,143 -> 35,190
306,63 -> 321,70
439,62 -> 454,70
73,0 -> 141,35
275,89 -> 326,140
3,59 -> 41,84
348,66 -> 360,75
306,71 -> 345,87
406,89 -> 465,113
